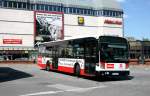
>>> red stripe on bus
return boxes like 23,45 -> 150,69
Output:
38,64 -> 46,69
58,66 -> 85,75
58,66 -> 74,73
38,64 -> 86,76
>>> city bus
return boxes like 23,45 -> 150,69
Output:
37,36 -> 130,77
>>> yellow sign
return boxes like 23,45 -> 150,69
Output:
78,17 -> 84,25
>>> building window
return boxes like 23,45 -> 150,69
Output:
48,5 -> 52,11
37,4 -> 40,10
0,1 -> 2,7
41,4 -> 44,10
13,1 -> 17,8
80,9 -> 84,14
45,5 -> 48,11
30,4 -> 35,10
22,2 -> 27,9
18,2 -> 22,9
113,11 -> 117,17
37,4 -> 44,10
69,7 -> 73,13
64,7 -> 69,13
53,5 -> 57,11
8,1 -> 12,8
98,10 -> 102,16
57,6 -> 62,12
4,1 -> 8,7
77,8 -> 80,14
73,8 -> 76,14
0,1 -> 123,18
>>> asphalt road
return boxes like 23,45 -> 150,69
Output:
0,64 -> 150,96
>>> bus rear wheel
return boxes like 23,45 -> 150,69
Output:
46,61 -> 50,71
75,64 -> 80,77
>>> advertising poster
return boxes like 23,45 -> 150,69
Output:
35,11 -> 64,44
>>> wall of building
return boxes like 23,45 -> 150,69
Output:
102,17 -> 123,37
0,8 -> 34,47
129,41 -> 150,65
64,14 -> 123,39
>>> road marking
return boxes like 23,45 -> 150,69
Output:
20,85 -> 107,96
67,85 -> 107,93
47,84 -> 80,90
20,91 -> 63,96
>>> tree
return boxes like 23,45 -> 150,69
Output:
142,38 -> 150,41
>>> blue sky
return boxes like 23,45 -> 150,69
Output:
117,0 -> 150,40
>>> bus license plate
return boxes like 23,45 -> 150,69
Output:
112,73 -> 119,75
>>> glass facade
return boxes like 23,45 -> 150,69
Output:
0,0 -> 123,18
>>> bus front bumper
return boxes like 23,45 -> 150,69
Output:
95,71 -> 130,76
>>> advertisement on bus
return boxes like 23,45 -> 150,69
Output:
34,11 -> 64,44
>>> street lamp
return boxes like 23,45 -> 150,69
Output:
137,40 -> 145,64
141,41 -> 145,64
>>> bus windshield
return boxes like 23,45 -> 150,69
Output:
99,37 -> 129,63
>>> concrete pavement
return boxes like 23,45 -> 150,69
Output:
0,64 -> 150,96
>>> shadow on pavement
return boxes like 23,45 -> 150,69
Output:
44,69 -> 134,82
83,75 -> 134,82
0,67 -> 32,83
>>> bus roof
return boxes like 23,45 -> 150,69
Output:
39,36 -> 127,47
39,37 -> 97,47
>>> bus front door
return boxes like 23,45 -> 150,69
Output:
52,49 -> 58,69
85,58 -> 96,75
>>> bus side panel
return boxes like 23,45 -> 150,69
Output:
58,66 -> 85,75
37,56 -> 52,70
58,58 -> 85,74
58,66 -> 74,73
38,63 -> 46,70
80,69 -> 85,76
37,56 -> 46,69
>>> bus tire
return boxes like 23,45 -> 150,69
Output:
45,61 -> 50,71
74,64 -> 80,77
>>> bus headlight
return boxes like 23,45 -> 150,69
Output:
100,63 -> 105,69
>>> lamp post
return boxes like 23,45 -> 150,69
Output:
139,40 -> 145,64
141,41 -> 145,64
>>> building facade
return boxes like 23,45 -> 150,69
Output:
0,0 -> 123,61
129,41 -> 150,65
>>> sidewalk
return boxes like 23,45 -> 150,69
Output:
130,64 -> 150,69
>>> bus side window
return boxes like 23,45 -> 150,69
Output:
61,49 -> 65,57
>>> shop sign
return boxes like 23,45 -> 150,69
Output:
3,39 -> 22,44
104,19 -> 122,25
78,17 -> 84,25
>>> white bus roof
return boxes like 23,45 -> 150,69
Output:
39,37 -> 97,47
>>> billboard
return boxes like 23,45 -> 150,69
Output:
34,11 -> 64,43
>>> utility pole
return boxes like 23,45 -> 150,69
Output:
140,41 -> 145,64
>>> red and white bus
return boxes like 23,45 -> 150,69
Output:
37,36 -> 130,77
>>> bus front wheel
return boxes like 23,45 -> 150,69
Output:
75,64 -> 80,77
